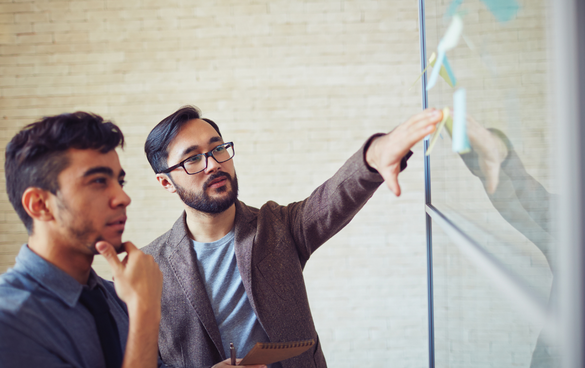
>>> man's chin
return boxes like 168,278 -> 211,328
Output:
113,242 -> 125,254
90,237 -> 124,255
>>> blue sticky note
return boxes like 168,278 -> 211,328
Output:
444,0 -> 464,19
480,0 -> 520,23
452,88 -> 471,153
426,50 -> 445,91
443,56 -> 457,87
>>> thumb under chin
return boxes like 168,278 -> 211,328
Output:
95,241 -> 111,253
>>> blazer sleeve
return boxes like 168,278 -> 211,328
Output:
275,134 -> 412,264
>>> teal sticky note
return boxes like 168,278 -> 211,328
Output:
444,0 -> 464,19
480,0 -> 520,23
452,88 -> 471,153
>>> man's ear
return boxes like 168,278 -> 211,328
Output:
21,187 -> 54,222
156,173 -> 177,194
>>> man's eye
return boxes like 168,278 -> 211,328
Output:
214,146 -> 226,153
119,179 -> 127,187
93,178 -> 107,185
186,155 -> 203,163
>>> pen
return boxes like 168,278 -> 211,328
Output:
230,342 -> 236,366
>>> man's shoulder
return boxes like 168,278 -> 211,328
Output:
239,199 -> 279,217
142,229 -> 172,258
0,269 -> 43,324
141,212 -> 188,257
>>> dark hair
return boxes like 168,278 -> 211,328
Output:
5,111 -> 125,234
144,105 -> 221,174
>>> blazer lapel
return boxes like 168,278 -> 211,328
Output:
233,201 -> 258,315
166,213 -> 225,358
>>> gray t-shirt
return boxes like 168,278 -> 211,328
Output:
193,230 -> 270,360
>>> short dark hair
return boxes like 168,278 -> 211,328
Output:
5,112 -> 125,234
144,105 -> 221,174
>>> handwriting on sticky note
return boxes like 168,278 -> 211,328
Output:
425,107 -> 452,156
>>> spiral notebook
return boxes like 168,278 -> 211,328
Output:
239,339 -> 315,366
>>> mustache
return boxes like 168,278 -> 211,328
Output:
203,171 -> 232,191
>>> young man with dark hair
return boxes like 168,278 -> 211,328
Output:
142,105 -> 442,368
0,112 -> 165,368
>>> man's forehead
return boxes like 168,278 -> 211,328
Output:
169,119 -> 222,154
178,119 -> 219,139
61,148 -> 122,177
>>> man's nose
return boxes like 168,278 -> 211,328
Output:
112,185 -> 131,208
204,154 -> 221,173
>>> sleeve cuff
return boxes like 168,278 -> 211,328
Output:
362,133 -> 413,174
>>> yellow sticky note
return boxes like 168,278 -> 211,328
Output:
410,52 -> 456,92
425,107 -> 452,156
409,52 -> 436,91
428,53 -> 457,88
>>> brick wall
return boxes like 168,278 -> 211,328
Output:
0,1 -> 428,367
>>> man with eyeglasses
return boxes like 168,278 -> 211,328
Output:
142,105 -> 442,368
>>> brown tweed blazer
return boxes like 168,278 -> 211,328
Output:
142,141 -> 410,368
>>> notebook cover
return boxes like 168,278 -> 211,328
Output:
239,339 -> 315,366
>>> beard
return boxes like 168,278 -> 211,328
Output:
174,171 -> 239,214
55,197 -> 119,255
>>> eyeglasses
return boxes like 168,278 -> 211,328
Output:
160,142 -> 235,175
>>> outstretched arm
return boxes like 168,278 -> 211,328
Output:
365,108 -> 442,196
97,241 -> 163,368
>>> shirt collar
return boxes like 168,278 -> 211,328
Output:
13,244 -> 105,308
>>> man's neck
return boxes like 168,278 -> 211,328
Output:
185,203 -> 236,243
28,234 -> 93,285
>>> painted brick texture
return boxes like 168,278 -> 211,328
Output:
0,0 -> 551,366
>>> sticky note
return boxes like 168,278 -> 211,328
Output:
409,52 -> 436,91
444,0 -> 464,19
426,15 -> 463,91
441,55 -> 457,87
426,50 -> 445,91
425,107 -> 452,156
480,0 -> 520,23
438,15 -> 463,53
452,88 -> 471,154
426,52 -> 458,90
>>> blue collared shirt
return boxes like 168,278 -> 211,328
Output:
0,244 -> 162,368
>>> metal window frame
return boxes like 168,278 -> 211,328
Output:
417,1 -> 434,368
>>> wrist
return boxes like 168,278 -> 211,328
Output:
127,300 -> 161,323
364,133 -> 386,172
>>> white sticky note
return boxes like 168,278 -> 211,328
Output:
452,88 -> 471,154
438,15 -> 464,53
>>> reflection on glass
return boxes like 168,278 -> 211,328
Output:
424,0 -> 558,366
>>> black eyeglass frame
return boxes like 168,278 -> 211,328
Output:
159,142 -> 235,175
